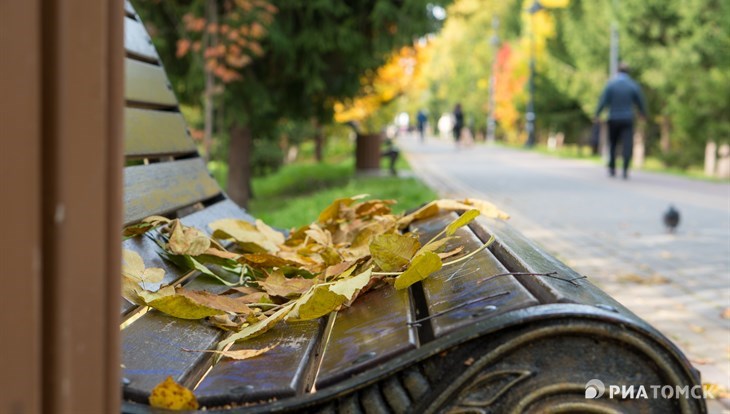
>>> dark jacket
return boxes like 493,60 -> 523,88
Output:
595,73 -> 647,121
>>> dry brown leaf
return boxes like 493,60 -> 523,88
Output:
179,289 -> 254,314
167,220 -> 211,256
259,271 -> 315,298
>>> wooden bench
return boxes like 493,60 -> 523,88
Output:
121,4 -> 705,413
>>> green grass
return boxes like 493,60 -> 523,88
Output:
248,158 -> 436,229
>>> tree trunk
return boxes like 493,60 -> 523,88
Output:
228,124 -> 253,208
313,118 -> 324,163
202,0 -> 218,162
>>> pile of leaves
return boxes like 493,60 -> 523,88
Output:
122,196 -> 509,351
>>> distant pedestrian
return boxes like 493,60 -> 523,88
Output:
453,103 -> 464,145
594,63 -> 647,179
416,110 -> 427,142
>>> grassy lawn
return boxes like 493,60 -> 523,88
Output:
211,140 -> 437,230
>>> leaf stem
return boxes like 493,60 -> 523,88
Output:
441,235 -> 495,267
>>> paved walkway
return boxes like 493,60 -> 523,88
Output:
400,134 -> 730,412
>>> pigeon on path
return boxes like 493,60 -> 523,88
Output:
663,205 -> 680,233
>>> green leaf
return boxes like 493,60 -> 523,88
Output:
369,233 -> 421,272
185,256 -> 242,287
445,209 -> 480,236
394,252 -> 443,290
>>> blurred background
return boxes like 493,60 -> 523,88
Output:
133,0 -> 729,224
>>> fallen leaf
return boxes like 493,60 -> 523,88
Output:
146,291 -> 227,320
288,268 -> 372,321
458,198 -> 510,220
689,324 -> 705,334
210,218 -> 279,253
355,199 -> 394,218
437,246 -> 464,259
722,307 -> 730,319
259,271 -> 315,298
122,249 -> 165,286
317,195 -> 367,223
446,209 -> 480,236
239,253 -> 300,268
167,220 -> 211,256
397,201 -> 440,228
148,376 -> 198,410
394,252 -> 443,290
370,233 -> 421,272
329,267 -> 372,300
219,303 -> 294,346
255,219 -> 285,246
184,342 -> 278,360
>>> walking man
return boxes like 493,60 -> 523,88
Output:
594,63 -> 647,179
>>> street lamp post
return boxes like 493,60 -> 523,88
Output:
525,0 -> 543,148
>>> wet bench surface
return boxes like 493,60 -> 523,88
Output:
120,2 -> 705,413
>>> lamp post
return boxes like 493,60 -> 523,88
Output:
486,17 -> 499,144
525,0 -> 543,148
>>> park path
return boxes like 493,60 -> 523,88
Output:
400,134 -> 730,411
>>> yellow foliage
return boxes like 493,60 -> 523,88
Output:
334,45 -> 426,127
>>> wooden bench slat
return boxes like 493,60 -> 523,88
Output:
124,16 -> 158,63
124,108 -> 196,158
125,58 -> 177,107
122,310 -> 223,400
315,286 -> 416,389
195,320 -> 322,405
411,214 -> 540,338
470,216 -> 628,311
124,158 -> 221,225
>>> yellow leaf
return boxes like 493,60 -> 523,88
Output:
397,201 -> 439,228
450,198 -> 509,220
255,219 -> 285,246
370,233 -> 421,272
317,195 -> 368,223
445,209 -> 480,236
329,267 -> 372,300
122,249 -> 165,285
146,291 -> 227,320
288,268 -> 372,321
148,376 -> 199,410
394,252 -> 443,290
185,342 -> 278,360
287,285 -> 344,321
167,220 -> 211,256
219,303 -> 293,346
209,218 -> 280,253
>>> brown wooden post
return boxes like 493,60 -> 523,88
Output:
0,1 -> 43,412
1,1 -> 123,413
